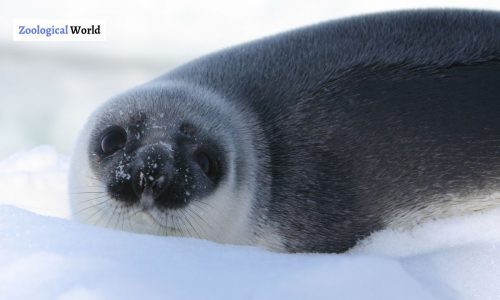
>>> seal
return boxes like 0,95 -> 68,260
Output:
69,9 -> 500,253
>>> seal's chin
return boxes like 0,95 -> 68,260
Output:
138,192 -> 155,210
71,186 -> 188,236
128,207 -> 184,236
131,193 -> 194,235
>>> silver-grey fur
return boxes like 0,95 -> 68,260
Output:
70,9 -> 500,253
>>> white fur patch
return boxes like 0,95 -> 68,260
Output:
69,128 -> 255,245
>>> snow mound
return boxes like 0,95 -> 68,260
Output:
0,146 -> 70,218
1,146 -> 500,300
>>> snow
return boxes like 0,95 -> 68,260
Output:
0,206 -> 435,300
0,146 -> 70,218
1,146 -> 500,300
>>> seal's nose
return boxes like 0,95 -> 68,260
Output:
131,143 -> 173,199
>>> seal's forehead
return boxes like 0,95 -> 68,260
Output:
86,81 -> 240,148
91,86 -> 174,127
91,104 -> 177,141
94,83 -> 200,120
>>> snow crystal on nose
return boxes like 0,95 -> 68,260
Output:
139,171 -> 145,187
159,142 -> 173,152
115,162 -> 131,181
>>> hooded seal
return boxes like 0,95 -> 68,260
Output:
70,9 -> 500,253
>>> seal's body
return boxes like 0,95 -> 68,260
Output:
70,10 -> 500,253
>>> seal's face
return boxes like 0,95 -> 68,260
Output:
91,115 -> 225,213
70,84 -> 256,244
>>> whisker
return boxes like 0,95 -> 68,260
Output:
154,212 -> 168,235
120,206 -> 127,230
125,207 -> 136,231
113,205 -> 121,230
74,194 -> 109,204
74,198 -> 110,215
180,210 -> 196,238
187,205 -> 213,231
84,175 -> 102,183
189,201 -> 222,230
182,210 -> 201,238
84,204 -> 107,226
188,208 -> 208,238
70,191 -> 106,195
106,204 -> 120,228
92,201 -> 114,226
173,214 -> 186,236
193,199 -> 215,210
169,213 -> 175,235
75,185 -> 105,188
164,213 -> 171,235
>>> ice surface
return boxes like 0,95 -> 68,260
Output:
0,146 -> 70,218
1,146 -> 500,300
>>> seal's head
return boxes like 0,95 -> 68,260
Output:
69,82 -> 263,245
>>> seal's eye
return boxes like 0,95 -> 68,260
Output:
195,151 -> 219,179
100,126 -> 127,155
